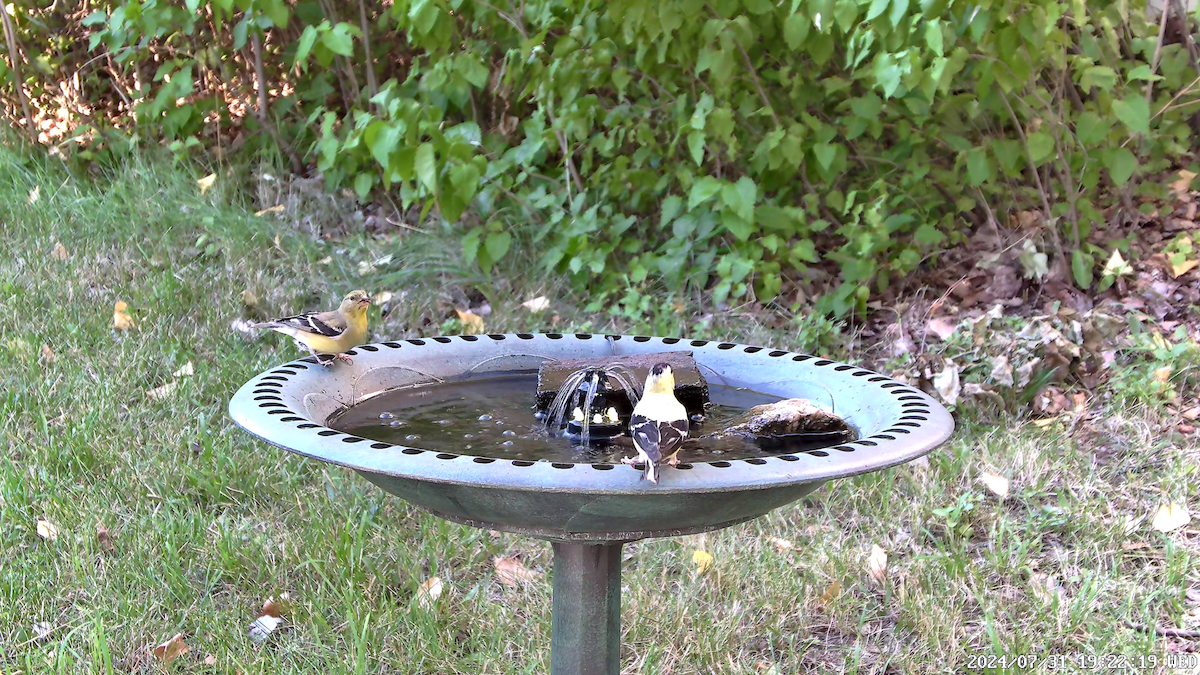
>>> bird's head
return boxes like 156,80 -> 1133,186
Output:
340,289 -> 372,316
644,362 -> 676,396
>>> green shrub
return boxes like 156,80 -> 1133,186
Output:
6,0 -> 1199,315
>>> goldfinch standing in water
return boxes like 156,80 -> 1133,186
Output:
622,363 -> 690,483
252,290 -> 371,366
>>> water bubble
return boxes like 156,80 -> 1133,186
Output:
406,434 -> 420,441
435,420 -> 451,425
464,434 -> 475,439
495,420 -> 505,426
501,441 -> 514,447
389,420 -> 405,427
478,414 -> 492,421
502,430 -> 516,437
379,412 -> 394,420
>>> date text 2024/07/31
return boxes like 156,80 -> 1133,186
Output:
966,652 -> 1200,671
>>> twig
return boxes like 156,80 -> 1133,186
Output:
1123,620 -> 1200,640
1146,2 -> 1171,105
474,0 -> 527,39
250,32 -> 303,173
0,3 -> 36,141
1168,0 -> 1200,74
358,0 -> 378,104
1151,73 -> 1200,122
998,90 -> 1067,264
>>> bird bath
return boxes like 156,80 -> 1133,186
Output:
228,333 -> 953,674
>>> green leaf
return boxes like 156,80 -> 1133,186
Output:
295,25 -> 319,67
415,143 -> 438,194
1075,112 -> 1112,145
661,195 -> 684,227
364,122 -> 401,172
232,16 -> 250,49
1079,65 -> 1116,92
354,172 -> 374,199
914,223 -> 946,245
688,176 -> 722,210
1112,97 -> 1150,136
260,0 -> 289,28
409,0 -> 440,34
721,177 -> 757,222
1126,64 -> 1163,82
813,142 -> 837,171
687,130 -> 706,166
833,0 -> 857,32
449,163 -> 481,205
1026,132 -> 1054,165
1071,249 -> 1093,289
485,231 -> 512,262
865,0 -> 890,21
322,23 -> 354,56
966,148 -> 992,186
1104,146 -> 1137,185
743,0 -> 774,14
783,13 -> 810,49
462,229 -> 481,266
723,213 -> 755,241
924,19 -> 943,56
888,0 -> 909,27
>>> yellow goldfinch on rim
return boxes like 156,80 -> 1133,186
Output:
252,290 -> 371,366
622,363 -> 690,483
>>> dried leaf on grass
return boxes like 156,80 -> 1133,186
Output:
521,296 -> 551,312
196,174 -> 216,195
767,537 -> 793,552
692,550 -> 714,574
147,381 -> 178,401
1172,258 -> 1199,278
417,576 -> 444,610
97,524 -> 114,554
979,472 -> 1010,499
248,615 -> 282,645
1170,169 -> 1197,194
40,344 -> 56,365
1151,503 -> 1191,532
152,633 -> 190,664
36,518 -> 58,541
819,579 -> 841,604
51,242 -> 68,260
33,621 -> 52,640
112,301 -> 134,331
925,317 -> 958,341
933,360 -> 960,406
493,556 -> 539,586
255,204 -> 285,216
28,185 -> 40,204
455,308 -> 484,334
173,362 -> 194,378
867,544 -> 888,583
1029,573 -> 1063,606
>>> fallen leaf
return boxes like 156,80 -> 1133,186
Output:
692,549 -> 714,574
1154,366 -> 1173,386
197,173 -> 216,195
204,655 -> 217,666
36,518 -> 58,541
241,289 -> 258,308
1170,169 -> 1197,194
979,472 -> 1010,499
925,317 -> 958,341
456,308 -> 484,335
768,537 -> 794,552
521,296 -> 551,312
1029,573 -> 1062,606
40,344 -> 56,365
112,301 -> 134,331
933,360 -> 961,406
254,204 -> 285,216
147,381 -> 178,401
173,362 -> 194,378
866,545 -> 888,583
97,524 -> 114,554
33,621 -> 52,640
819,579 -> 841,604
50,242 -> 68,260
152,633 -> 190,663
1152,503 -> 1191,532
248,615 -> 282,645
318,256 -> 333,265
417,576 -> 444,610
1172,258 -> 1199,278
493,556 -> 539,586
1032,416 -> 1061,428
1182,406 -> 1200,420
230,318 -> 257,338
356,260 -> 376,276
989,355 -> 1014,387
28,185 -> 40,204
371,291 -> 393,311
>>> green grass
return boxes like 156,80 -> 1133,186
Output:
0,148 -> 1197,674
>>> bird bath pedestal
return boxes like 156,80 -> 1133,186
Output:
229,334 -> 953,674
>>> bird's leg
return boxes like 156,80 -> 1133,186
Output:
620,455 -> 640,465
667,454 -> 681,467
333,352 -> 354,365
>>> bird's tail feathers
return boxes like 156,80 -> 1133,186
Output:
639,444 -> 661,483
642,461 -> 660,484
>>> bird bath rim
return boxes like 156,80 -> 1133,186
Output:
228,332 -> 954,495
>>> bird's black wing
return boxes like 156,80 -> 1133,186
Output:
629,413 -> 663,462
271,312 -> 347,337
656,418 -> 689,457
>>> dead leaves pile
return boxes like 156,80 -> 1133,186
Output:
493,556 -> 540,586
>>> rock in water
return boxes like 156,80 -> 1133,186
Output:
536,351 -> 708,417
713,398 -> 851,440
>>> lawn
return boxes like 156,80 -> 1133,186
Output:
1,148 -> 1198,674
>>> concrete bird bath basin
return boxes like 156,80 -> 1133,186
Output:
229,333 -> 954,673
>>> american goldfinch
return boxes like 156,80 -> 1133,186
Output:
621,363 -> 689,483
251,290 -> 371,366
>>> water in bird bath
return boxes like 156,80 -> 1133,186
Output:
328,373 -> 854,464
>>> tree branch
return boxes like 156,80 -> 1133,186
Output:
358,0 -> 378,104
0,4 -> 36,141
